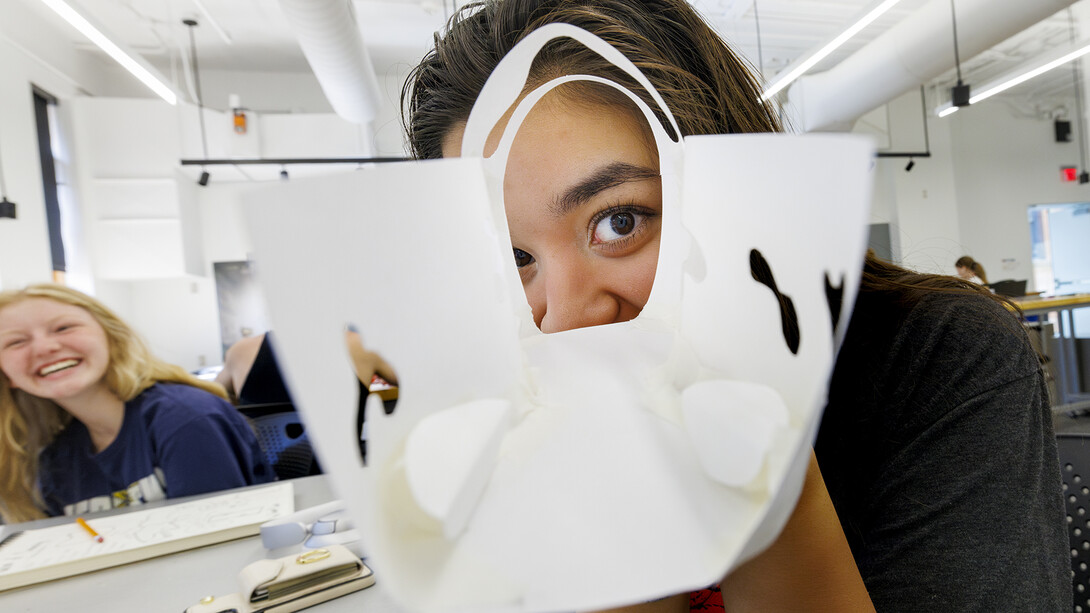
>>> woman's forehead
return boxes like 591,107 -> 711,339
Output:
0,297 -> 89,323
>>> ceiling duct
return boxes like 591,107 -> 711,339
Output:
278,0 -> 382,125
787,0 -> 1077,132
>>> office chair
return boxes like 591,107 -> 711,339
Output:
249,410 -> 318,480
1057,432 -> 1090,612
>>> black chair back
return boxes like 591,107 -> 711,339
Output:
249,410 -> 317,480
1057,432 -> 1090,612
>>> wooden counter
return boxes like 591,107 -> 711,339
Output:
1011,293 -> 1090,406
1012,293 -> 1090,315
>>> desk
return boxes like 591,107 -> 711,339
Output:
0,476 -> 406,613
1013,293 -> 1090,406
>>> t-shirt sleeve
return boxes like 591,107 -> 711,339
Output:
145,387 -> 273,498
852,297 -> 1070,612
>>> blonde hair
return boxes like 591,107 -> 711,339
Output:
0,284 -> 227,523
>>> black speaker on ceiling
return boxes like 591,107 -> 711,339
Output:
952,82 -> 971,107
1056,119 -> 1073,143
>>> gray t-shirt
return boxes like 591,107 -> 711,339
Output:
817,289 -> 1070,612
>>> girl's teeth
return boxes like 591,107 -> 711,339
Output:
39,360 -> 78,376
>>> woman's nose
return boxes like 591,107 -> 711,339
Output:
537,259 -> 620,334
29,334 -> 61,356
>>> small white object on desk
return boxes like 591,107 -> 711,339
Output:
260,500 -> 362,558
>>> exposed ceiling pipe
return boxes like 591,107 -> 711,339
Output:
786,0 -> 1077,132
278,0 -> 382,125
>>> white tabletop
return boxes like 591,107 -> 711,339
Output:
0,476 -> 406,613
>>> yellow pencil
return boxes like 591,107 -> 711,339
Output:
76,517 -> 104,543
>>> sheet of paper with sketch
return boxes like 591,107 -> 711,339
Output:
244,24 -> 874,613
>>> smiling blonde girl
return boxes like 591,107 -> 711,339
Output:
0,284 -> 272,523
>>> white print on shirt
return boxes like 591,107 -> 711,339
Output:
63,468 -> 167,516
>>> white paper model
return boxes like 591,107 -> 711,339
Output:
245,24 -> 873,613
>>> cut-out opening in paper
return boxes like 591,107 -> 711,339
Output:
345,324 -> 399,465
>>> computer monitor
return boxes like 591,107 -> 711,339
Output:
989,279 -> 1027,297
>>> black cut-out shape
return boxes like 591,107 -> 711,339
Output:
347,323 -> 399,467
355,380 -> 399,467
824,272 -> 845,334
750,248 -> 800,355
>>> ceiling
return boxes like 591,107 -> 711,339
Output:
17,0 -> 1090,122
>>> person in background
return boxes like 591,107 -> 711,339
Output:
216,332 -> 292,406
344,327 -> 399,393
955,255 -> 988,285
217,329 -> 397,407
217,326 -> 397,464
344,327 -> 398,462
402,1 -> 1070,611
0,284 -> 273,523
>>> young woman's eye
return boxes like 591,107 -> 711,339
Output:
1,338 -> 26,350
513,248 -> 535,268
592,209 -> 648,244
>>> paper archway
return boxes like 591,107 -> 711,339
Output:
246,23 -> 873,613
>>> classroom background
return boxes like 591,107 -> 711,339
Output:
1,0 -> 1089,374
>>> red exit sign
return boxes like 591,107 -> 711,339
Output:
1063,167 -> 1079,182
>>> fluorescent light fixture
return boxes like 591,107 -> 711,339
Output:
761,0 -> 905,101
38,0 -> 178,105
971,40 -> 1090,104
192,0 -> 233,45
936,37 -> 1090,118
937,106 -> 959,118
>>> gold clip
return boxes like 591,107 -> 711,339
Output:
296,548 -> 331,565
199,596 -> 215,604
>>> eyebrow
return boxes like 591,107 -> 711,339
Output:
0,315 -> 75,337
550,162 -> 660,218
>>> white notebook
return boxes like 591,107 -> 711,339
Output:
0,481 -> 294,591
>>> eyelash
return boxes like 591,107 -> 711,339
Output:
588,203 -> 658,249
510,203 -> 659,274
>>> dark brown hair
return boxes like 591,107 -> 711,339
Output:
401,0 -> 1006,309
955,255 -> 988,284
402,0 -> 780,160
865,251 -> 1008,306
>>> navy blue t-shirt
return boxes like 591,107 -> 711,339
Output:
38,382 -> 274,516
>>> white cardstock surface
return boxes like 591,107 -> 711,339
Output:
244,24 -> 875,613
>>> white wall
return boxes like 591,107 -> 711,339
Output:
125,277 -> 222,371
863,93 -> 1090,286
0,2 -> 411,371
876,99 -> 965,275
0,1 -> 101,289
949,103 -> 1090,285
65,97 -> 385,370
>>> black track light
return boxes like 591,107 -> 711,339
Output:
949,1 -> 970,108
